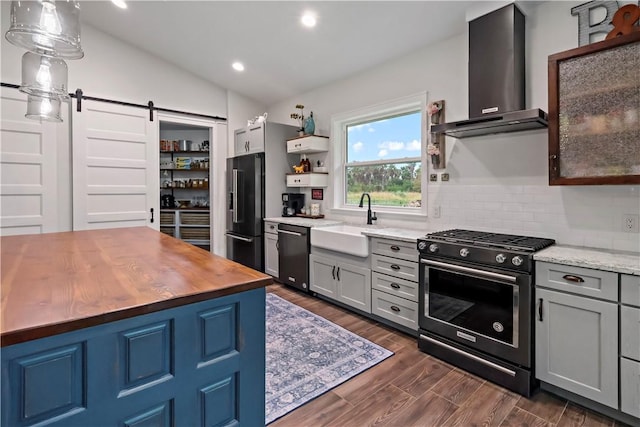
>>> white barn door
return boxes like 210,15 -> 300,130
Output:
72,99 -> 158,231
0,88 -> 60,236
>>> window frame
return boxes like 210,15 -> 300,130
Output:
330,93 -> 428,218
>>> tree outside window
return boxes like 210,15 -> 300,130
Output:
345,111 -> 422,208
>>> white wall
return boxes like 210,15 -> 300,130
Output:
267,1 -> 640,252
1,2 -> 228,118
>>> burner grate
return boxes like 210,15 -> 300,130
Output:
425,229 -> 555,252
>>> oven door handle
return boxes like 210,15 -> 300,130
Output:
421,259 -> 517,284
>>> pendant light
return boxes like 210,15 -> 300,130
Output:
20,52 -> 69,99
5,1 -> 85,122
5,0 -> 84,59
25,94 -> 62,122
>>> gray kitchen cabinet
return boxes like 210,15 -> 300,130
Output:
621,273 -> 640,419
621,358 -> 640,418
234,123 -> 265,156
309,253 -> 371,313
535,286 -> 618,409
370,237 -> 419,333
371,289 -> 418,330
264,221 -> 279,278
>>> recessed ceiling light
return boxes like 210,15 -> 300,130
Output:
111,0 -> 127,9
232,62 -> 245,72
301,12 -> 316,28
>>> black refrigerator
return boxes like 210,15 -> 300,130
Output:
226,153 -> 265,271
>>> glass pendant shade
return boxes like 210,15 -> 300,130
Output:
20,52 -> 69,99
25,94 -> 62,122
5,1 -> 84,59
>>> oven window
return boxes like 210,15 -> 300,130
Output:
428,269 -> 515,344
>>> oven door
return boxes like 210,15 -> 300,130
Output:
419,257 -> 532,367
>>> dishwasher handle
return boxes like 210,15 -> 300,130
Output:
277,229 -> 302,237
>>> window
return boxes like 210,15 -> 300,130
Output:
332,94 -> 427,215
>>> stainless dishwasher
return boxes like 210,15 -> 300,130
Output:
277,223 -> 310,292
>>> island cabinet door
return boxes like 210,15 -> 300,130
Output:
1,288 -> 266,427
535,288 -> 618,408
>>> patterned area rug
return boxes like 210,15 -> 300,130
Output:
265,293 -> 394,424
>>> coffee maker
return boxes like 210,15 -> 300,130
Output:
282,193 -> 305,217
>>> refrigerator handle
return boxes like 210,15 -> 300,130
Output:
232,169 -> 239,223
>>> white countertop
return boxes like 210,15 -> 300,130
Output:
263,217 -> 343,228
361,227 -> 427,243
263,218 -> 427,242
534,245 -> 640,276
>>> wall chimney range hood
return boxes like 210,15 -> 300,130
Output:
432,4 -> 548,138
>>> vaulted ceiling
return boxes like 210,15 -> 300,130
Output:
80,1 -> 478,105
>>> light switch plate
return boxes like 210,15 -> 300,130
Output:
441,173 -> 450,181
429,174 -> 438,182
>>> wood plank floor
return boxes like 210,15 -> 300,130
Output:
267,283 -> 631,427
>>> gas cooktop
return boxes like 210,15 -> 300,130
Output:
423,229 -> 555,252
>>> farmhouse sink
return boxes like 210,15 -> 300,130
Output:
310,224 -> 370,257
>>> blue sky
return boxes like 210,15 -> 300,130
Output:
346,111 -> 422,163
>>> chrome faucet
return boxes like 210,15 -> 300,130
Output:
358,193 -> 377,225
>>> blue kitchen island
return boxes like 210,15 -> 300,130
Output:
1,227 -> 271,427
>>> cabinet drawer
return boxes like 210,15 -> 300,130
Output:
160,211 -> 175,225
622,306 -> 640,362
536,262 -> 618,301
621,357 -> 640,418
264,221 -> 278,235
372,272 -> 418,302
621,274 -> 640,308
286,136 -> 329,153
371,289 -> 418,331
286,173 -> 329,187
371,254 -> 418,283
371,238 -> 418,262
180,212 -> 210,225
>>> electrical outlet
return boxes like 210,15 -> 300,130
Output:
429,174 -> 438,182
441,173 -> 450,182
623,214 -> 639,233
432,206 -> 441,218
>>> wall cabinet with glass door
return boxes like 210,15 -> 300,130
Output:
159,120 -> 213,251
285,135 -> 330,188
548,32 -> 640,185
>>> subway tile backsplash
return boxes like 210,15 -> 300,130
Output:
425,184 -> 640,252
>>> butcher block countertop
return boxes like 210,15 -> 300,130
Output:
0,227 -> 272,347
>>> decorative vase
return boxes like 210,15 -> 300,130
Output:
431,154 -> 440,167
304,111 -> 315,135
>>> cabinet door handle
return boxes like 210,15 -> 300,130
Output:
336,267 -> 340,281
332,265 -> 335,280
390,264 -> 400,270
390,245 -> 400,251
275,240 -> 279,251
538,298 -> 543,321
150,208 -> 154,223
562,274 -> 585,284
390,283 -> 401,289
390,305 -> 401,312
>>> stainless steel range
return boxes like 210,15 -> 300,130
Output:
417,229 -> 555,396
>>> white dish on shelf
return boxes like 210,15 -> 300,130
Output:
313,167 -> 328,173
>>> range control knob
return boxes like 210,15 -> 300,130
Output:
495,254 -> 506,263
459,248 -> 469,257
512,256 -> 523,266
418,241 -> 427,251
429,244 -> 439,253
